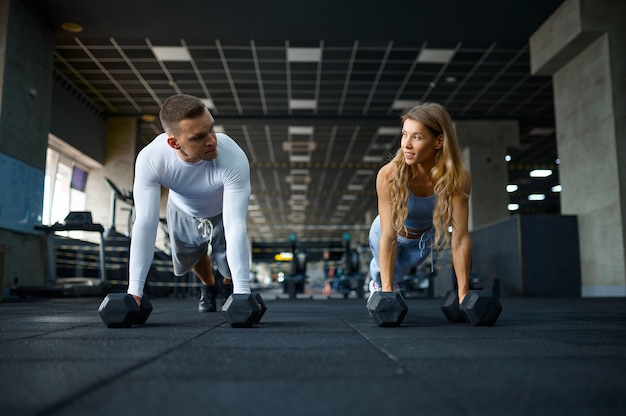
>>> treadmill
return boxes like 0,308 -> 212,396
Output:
11,211 -> 107,297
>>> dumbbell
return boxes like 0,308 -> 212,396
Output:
98,293 -> 153,328
440,289 -> 502,326
253,292 -> 267,323
366,291 -> 408,327
222,292 -> 266,327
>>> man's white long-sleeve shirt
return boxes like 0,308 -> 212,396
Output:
127,132 -> 251,297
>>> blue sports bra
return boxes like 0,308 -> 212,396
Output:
405,191 -> 436,230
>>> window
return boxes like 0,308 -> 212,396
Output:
43,147 -> 88,226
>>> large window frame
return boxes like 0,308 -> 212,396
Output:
43,134 -> 101,238
43,147 -> 88,226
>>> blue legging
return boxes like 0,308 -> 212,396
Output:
368,215 -> 434,288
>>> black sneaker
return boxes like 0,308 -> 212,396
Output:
198,285 -> 218,313
221,284 -> 233,308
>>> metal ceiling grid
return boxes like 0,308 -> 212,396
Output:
53,40 -> 554,118
50,37 -> 559,243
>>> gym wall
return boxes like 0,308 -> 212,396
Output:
470,214 -> 581,297
0,0 -> 54,293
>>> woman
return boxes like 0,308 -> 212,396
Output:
368,102 -> 472,304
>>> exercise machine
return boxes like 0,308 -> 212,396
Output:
11,211 -> 107,297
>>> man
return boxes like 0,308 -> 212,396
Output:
128,94 -> 253,313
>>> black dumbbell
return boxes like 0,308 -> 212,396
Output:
440,290 -> 467,323
98,293 -> 153,328
222,293 -> 265,327
253,292 -> 267,324
366,291 -> 408,327
440,289 -> 502,326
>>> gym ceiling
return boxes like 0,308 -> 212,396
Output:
22,0 -> 565,248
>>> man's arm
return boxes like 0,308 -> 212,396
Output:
127,153 -> 162,300
221,139 -> 252,294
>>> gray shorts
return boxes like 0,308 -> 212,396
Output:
166,200 -> 231,279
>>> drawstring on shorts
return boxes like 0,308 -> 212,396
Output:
417,227 -> 435,273
196,218 -> 214,255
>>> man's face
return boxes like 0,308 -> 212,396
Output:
167,109 -> 218,163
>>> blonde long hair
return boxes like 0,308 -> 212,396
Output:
387,103 -> 468,248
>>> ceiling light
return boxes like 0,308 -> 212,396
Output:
371,143 -> 392,150
529,169 -> 552,178
505,154 -> 512,162
417,48 -> 456,64
287,47 -> 322,62
289,155 -> 311,163
290,184 -> 308,191
285,171 -> 311,184
141,114 -> 156,122
528,127 -> 555,136
445,76 -> 457,83
282,141 -> 316,152
61,22 -> 83,33
288,126 -> 314,135
288,199 -> 309,206
377,127 -> 400,136
552,185 -> 562,192
528,194 -> 546,201
276,252 -> 293,261
151,46 -> 192,62
283,141 -> 315,163
392,100 -> 421,110
363,155 -> 383,163
288,213 -> 305,222
508,204 -> 520,211
201,98 -> 215,110
506,184 -> 518,193
289,99 -> 317,110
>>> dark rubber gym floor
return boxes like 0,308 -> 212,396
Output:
1,290 -> 625,416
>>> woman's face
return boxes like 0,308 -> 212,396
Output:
400,118 -> 442,167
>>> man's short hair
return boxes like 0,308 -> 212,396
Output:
159,94 -> 208,135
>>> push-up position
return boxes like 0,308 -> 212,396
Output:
368,102 -> 472,303
128,94 -> 253,313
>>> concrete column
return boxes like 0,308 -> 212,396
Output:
0,0 -> 7,121
86,121 -> 171,250
530,0 -> 626,296
455,120 -> 519,230
86,117 -> 138,237
0,0 -> 54,292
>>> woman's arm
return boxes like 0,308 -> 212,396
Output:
450,170 -> 472,303
376,164 -> 398,292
